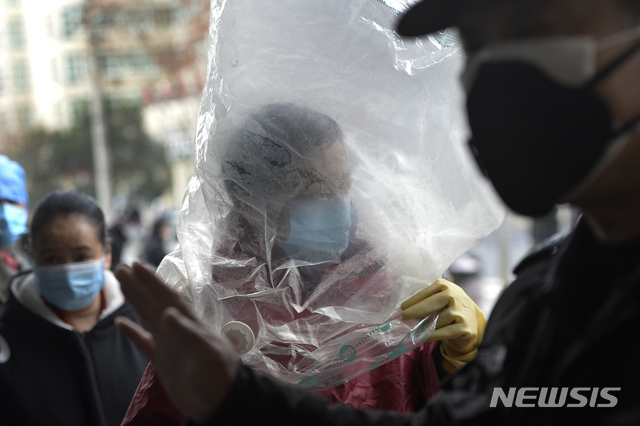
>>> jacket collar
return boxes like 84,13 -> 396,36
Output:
10,269 -> 125,329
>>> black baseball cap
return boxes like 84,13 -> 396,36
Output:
396,0 -> 468,37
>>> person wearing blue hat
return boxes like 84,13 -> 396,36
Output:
0,155 -> 28,310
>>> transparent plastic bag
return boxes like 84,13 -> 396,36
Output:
157,0 -> 505,389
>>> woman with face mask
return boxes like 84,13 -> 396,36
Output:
0,190 -> 148,426
121,104 -> 485,426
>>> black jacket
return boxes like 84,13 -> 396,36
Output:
142,236 -> 168,268
201,220 -> 640,425
108,224 -> 127,272
0,271 -> 148,426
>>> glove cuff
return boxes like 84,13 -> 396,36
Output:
440,306 -> 485,373
440,343 -> 478,373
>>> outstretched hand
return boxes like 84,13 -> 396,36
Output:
401,278 -> 486,372
115,262 -> 238,423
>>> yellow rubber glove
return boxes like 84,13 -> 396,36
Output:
401,278 -> 486,373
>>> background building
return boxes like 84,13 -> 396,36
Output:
1,0 -> 578,313
0,0 -> 33,144
0,0 -> 208,212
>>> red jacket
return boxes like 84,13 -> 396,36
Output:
122,236 -> 443,424
122,340 -> 441,426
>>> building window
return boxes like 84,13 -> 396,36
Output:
13,62 -> 29,92
97,54 -> 118,79
8,18 -> 25,49
53,102 -> 63,126
98,51 -> 157,80
165,129 -> 193,161
153,7 -> 174,27
46,14 -> 54,38
61,5 -> 83,39
107,96 -> 140,110
16,105 -> 31,130
65,54 -> 86,84
71,99 -> 89,126
51,58 -> 58,83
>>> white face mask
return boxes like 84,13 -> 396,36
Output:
461,24 -> 640,91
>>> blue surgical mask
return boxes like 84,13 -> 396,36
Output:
278,196 -> 351,264
0,202 -> 28,249
35,259 -> 106,311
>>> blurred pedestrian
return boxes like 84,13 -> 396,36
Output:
108,206 -> 141,271
0,155 -> 29,311
0,190 -> 147,426
142,217 -> 171,268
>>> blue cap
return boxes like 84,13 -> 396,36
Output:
0,155 -> 28,206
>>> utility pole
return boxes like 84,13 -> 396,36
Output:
87,3 -> 112,219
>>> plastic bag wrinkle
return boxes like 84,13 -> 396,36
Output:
157,0 -> 506,389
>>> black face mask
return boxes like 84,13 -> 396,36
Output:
465,39 -> 640,217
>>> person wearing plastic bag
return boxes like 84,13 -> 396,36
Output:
120,103 -> 485,425
0,155 -> 29,312
0,191 -> 148,426
116,0 -> 640,424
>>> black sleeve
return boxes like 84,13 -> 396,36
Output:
191,362 -> 428,426
432,342 -> 449,381
142,238 -> 166,267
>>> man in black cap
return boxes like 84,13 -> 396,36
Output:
115,0 -> 640,424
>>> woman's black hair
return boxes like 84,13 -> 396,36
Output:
29,190 -> 107,248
